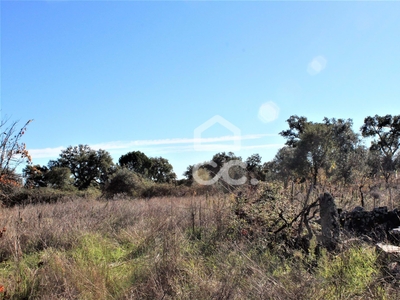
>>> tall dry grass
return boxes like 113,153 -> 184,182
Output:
0,181 -> 399,299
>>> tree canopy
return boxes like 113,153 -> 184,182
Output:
119,151 -> 152,177
361,114 -> 400,182
9,113 -> 400,198
49,145 -> 114,190
118,151 -> 176,184
185,152 -> 265,187
280,116 -> 359,185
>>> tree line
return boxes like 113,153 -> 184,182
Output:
1,114 -> 400,198
23,147 -> 176,191
271,114 -> 400,187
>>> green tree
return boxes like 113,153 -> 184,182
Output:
119,151 -> 176,183
119,151 -> 152,177
264,146 -> 300,187
24,165 -> 74,190
245,153 -> 266,182
206,152 -> 242,179
183,164 -> 195,185
148,157 -> 176,183
366,148 -> 382,178
183,163 -> 213,186
45,167 -> 74,190
191,152 -> 246,188
50,145 -> 114,190
280,116 -> 358,185
325,118 -> 360,183
280,116 -> 332,185
361,114 -> 400,183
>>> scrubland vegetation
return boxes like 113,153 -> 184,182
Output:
1,114 -> 400,298
1,181 -> 400,299
0,186 -> 400,299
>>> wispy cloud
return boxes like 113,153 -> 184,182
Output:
29,147 -> 65,159
90,134 -> 276,150
29,134 -> 280,159
128,143 -> 284,156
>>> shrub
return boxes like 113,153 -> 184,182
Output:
103,168 -> 147,199
316,246 -> 378,299
0,187 -> 71,207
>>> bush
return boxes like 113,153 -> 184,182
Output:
0,187 -> 72,207
316,246 -> 378,299
0,186 -> 107,207
103,168 -> 147,199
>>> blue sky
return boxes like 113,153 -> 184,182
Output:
1,1 -> 399,179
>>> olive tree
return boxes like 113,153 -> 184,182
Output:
280,116 -> 358,185
264,146 -> 300,187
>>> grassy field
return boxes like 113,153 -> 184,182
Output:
0,183 -> 399,299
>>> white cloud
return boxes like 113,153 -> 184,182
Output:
240,143 -> 284,150
90,134 -> 276,150
29,147 -> 65,159
307,55 -> 327,75
133,142 -> 284,155
29,134 -> 279,160
258,101 -> 280,123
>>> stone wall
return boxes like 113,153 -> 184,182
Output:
339,206 -> 400,244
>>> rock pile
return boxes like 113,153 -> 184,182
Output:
338,206 -> 400,244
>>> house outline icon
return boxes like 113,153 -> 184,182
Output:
193,115 -> 241,151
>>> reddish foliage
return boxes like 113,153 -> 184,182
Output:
0,174 -> 21,188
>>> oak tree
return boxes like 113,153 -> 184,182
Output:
50,145 -> 114,190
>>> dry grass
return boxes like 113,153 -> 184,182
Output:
0,182 -> 399,299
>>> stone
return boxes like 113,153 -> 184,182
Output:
339,206 -> 400,242
376,243 -> 400,254
319,192 -> 339,251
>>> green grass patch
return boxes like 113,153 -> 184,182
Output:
0,252 -> 43,299
67,233 -> 140,299
316,246 -> 379,299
